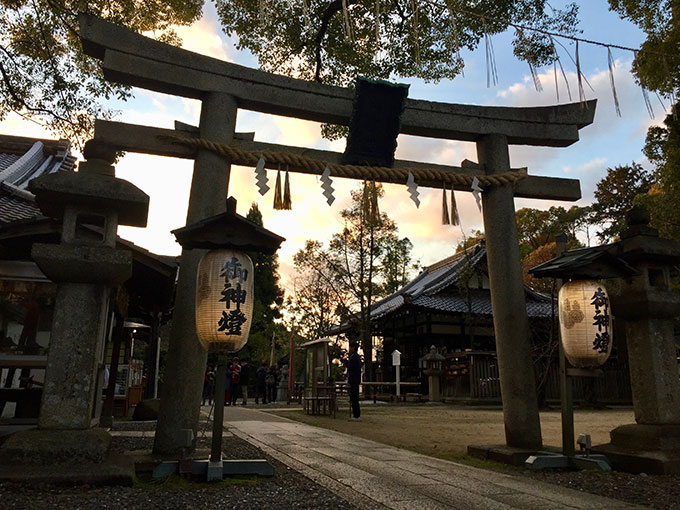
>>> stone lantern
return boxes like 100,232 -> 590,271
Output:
162,196 -> 283,481
599,207 -> 680,473
422,346 -> 445,402
0,141 -> 148,468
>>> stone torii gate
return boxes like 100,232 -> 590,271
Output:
79,15 -> 595,454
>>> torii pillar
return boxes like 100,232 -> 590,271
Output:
79,14 -> 595,454
153,93 -> 237,453
479,134 -> 542,448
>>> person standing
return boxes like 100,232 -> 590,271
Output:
202,365 -> 215,406
240,360 -> 250,405
347,342 -> 362,421
256,361 -> 268,404
230,357 -> 241,406
266,365 -> 277,404
225,362 -> 233,406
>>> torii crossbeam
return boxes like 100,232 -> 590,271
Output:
79,14 -> 596,454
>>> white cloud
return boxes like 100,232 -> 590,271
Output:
174,17 -> 232,62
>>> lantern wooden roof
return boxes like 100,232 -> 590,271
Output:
172,197 -> 285,254
530,244 -> 638,280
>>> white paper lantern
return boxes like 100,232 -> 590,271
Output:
196,249 -> 254,353
558,280 -> 612,368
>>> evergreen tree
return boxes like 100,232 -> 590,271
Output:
592,163 -> 653,242
0,1 -> 202,145
237,203 -> 285,364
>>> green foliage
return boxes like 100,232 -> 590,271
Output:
515,205 -> 591,255
380,236 -> 418,295
214,0 -> 578,86
288,182 -> 417,379
638,102 -> 680,243
608,1 -> 679,95
0,1 -> 202,146
455,229 -> 485,253
591,163 -> 654,242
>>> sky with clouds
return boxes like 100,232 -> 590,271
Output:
3,1 -> 667,296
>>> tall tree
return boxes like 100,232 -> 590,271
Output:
290,183 -> 416,380
238,203 -> 286,363
215,0 -> 579,138
455,229 -> 485,253
608,1 -> 679,96
380,236 -> 418,295
288,240 -> 347,340
640,102 -> 680,242
591,163 -> 654,242
216,0 -> 577,85
0,1 -> 202,145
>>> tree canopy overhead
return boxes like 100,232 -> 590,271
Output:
0,0 -> 202,146
608,0 -> 679,96
215,0 -> 579,85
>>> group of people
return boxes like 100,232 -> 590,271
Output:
202,359 -> 280,406
201,342 -> 363,421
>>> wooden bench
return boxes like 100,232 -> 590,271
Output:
303,384 -> 336,418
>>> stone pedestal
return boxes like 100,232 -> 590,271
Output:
424,368 -> 442,402
593,207 -> 680,474
32,245 -> 131,429
277,365 -> 289,402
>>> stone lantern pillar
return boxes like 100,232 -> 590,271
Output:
0,141 -> 148,467
597,206 -> 680,473
422,346 -> 445,402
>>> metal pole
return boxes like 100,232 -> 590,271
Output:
555,233 -> 575,457
288,330 -> 294,401
211,354 -> 228,463
396,365 -> 401,397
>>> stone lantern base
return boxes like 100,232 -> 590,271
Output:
593,423 -> 680,474
0,428 -> 134,484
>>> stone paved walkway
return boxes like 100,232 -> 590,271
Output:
215,406 -> 646,510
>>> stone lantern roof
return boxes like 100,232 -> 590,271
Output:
28,141 -> 148,227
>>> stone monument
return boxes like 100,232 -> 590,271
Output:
0,141 -> 148,477
594,207 -> 680,474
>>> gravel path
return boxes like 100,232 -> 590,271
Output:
0,421 -> 359,510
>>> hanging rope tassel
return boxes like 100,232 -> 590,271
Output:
273,169 -> 283,209
607,47 -> 621,117
302,0 -> 309,26
342,0 -> 353,41
370,181 -> 380,223
441,185 -> 450,225
282,169 -> 292,210
446,4 -> 464,77
450,184 -> 460,226
516,29 -> 541,92
634,51 -> 655,119
576,40 -> 586,105
484,29 -> 498,88
551,37 -> 573,102
375,0 -> 380,46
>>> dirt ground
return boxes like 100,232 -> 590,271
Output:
268,405 -> 635,460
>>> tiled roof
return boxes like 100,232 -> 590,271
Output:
0,135 -> 75,224
346,243 -> 553,330
0,185 -> 42,223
